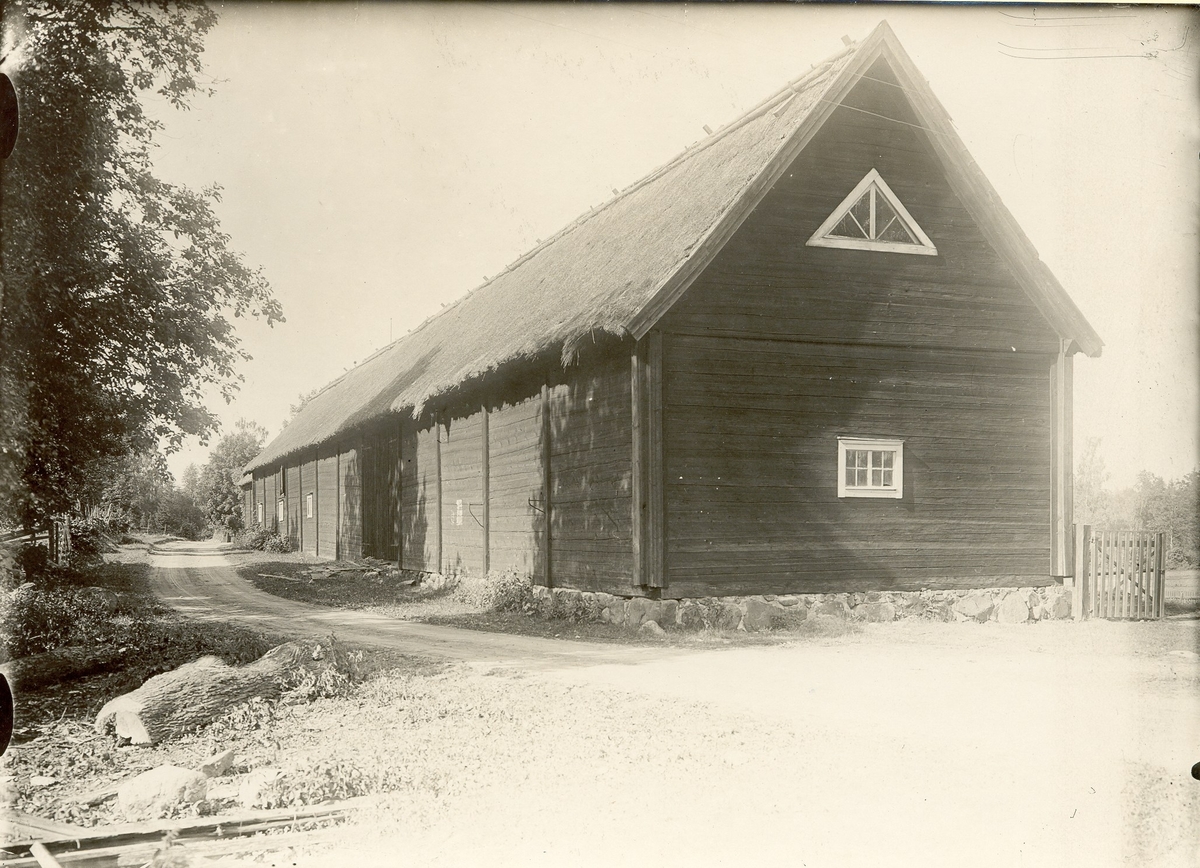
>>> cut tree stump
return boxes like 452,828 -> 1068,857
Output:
94,641 -> 329,745
0,646 -> 123,692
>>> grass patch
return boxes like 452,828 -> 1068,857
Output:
237,559 -> 438,609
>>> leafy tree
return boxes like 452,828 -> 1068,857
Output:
1074,437 -> 1110,527
0,1 -> 282,528
179,462 -> 201,504
196,419 -> 267,535
1135,469 -> 1199,567
281,388 -> 321,430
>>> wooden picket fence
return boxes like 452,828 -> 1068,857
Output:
1072,525 -> 1166,620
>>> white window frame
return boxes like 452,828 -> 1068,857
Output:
837,437 -> 904,499
276,498 -> 285,523
807,168 -> 937,256
306,492 -> 313,519
256,502 -> 264,525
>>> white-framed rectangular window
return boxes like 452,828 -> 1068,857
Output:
256,502 -> 264,525
837,437 -> 904,499
306,492 -> 313,519
277,499 -> 285,523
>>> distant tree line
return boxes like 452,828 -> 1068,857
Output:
82,419 -> 268,541
1075,438 -> 1198,568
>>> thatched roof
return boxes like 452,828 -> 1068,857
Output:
247,21 -> 1100,473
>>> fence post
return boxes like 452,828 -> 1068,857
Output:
1072,523 -> 1084,620
1156,531 -> 1166,619
1081,524 -> 1094,620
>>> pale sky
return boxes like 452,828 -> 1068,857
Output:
146,2 -> 1200,491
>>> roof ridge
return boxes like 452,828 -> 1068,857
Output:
479,40 -> 858,286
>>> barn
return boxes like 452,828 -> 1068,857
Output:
244,22 -> 1101,601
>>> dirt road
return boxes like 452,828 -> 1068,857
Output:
147,540 -> 671,669
147,542 -> 1200,867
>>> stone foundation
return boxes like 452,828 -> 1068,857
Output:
528,584 -> 1072,632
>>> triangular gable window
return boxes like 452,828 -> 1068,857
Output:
808,169 -> 936,256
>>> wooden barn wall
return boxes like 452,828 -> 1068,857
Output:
286,463 -> 302,544
401,419 -> 441,572
661,334 -> 1053,597
338,438 -> 362,561
300,454 -> 317,556
487,396 -> 542,575
253,477 -> 265,526
316,446 -> 339,558
440,412 -> 486,575
263,470 -> 278,533
360,423 -> 399,561
659,57 -> 1061,355
548,354 -> 634,592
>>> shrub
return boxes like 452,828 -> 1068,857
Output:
234,527 -> 295,553
451,568 -> 534,612
3,584 -> 134,657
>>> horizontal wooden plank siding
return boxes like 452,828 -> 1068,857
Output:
488,395 -> 542,575
317,446 -> 338,558
441,411 -> 485,575
663,334 -> 1053,597
660,59 -> 1060,356
548,354 -> 634,592
401,419 -> 440,572
338,438 -> 362,561
300,455 -> 317,556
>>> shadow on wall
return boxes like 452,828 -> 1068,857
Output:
539,344 -> 633,594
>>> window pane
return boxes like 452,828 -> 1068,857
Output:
873,195 -> 917,244
829,192 -> 871,239
871,468 -> 882,486
881,451 -> 893,469
846,466 -> 856,487
856,468 -> 868,487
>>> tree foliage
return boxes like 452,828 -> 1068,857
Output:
0,0 -> 282,527
196,418 -> 267,534
1075,439 -> 1198,568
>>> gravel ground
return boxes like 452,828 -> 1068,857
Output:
7,543 -> 1197,867
20,617 -> 1188,868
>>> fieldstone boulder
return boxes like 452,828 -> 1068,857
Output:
715,602 -> 743,631
118,765 -> 207,820
1046,593 -> 1071,620
639,620 -> 665,637
995,593 -> 1030,624
238,767 -> 283,809
742,598 -> 782,632
810,599 -> 850,620
857,601 -> 896,623
953,594 -> 994,622
677,600 -> 706,630
659,599 -> 678,627
776,595 -> 801,608
198,748 -> 236,778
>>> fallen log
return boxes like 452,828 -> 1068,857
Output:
94,641 -> 329,745
0,646 -> 123,692
257,573 -> 305,582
